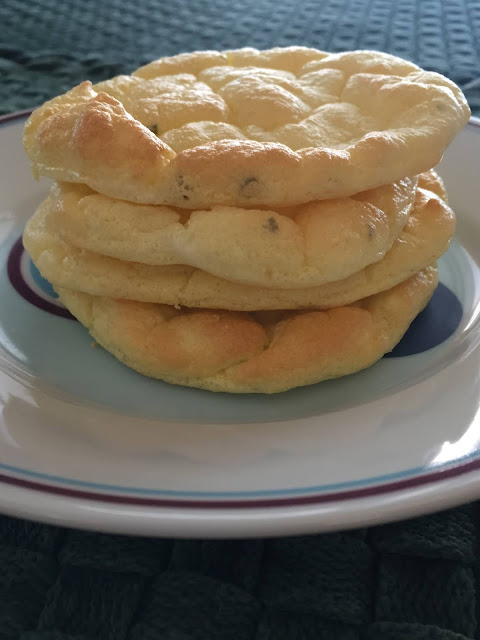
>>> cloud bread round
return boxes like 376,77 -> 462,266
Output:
23,47 -> 470,208
55,266 -> 438,393
23,181 -> 454,311
50,175 -> 417,289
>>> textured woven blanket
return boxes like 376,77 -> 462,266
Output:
1,0 -> 480,638
0,507 -> 479,639
1,0 -> 479,115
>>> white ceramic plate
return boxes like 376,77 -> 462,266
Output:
0,111 -> 479,538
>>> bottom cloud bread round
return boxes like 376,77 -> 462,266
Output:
56,265 -> 438,394
24,187 -> 454,311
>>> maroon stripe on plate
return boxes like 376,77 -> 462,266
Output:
7,237 -> 75,320
1,456 -> 480,509
0,109 -> 34,124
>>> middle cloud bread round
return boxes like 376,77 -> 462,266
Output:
51,174 -> 417,289
23,171 -> 455,312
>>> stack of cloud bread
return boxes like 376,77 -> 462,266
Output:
22,47 -> 470,393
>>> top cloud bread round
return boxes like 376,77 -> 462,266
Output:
23,47 -> 470,208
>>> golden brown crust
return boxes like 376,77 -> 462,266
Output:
23,177 -> 455,311
50,175 -> 417,288
24,83 -> 176,186
56,266 -> 438,393
23,48 -> 470,208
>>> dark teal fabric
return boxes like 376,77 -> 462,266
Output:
0,0 -> 479,115
0,1 -> 480,638
1,510 -> 480,638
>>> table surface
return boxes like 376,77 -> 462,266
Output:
1,1 -> 480,639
